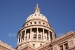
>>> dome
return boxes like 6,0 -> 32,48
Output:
26,4 -> 48,22
26,14 -> 48,22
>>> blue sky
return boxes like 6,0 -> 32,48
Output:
0,0 -> 75,48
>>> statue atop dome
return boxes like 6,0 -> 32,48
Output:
36,4 -> 38,7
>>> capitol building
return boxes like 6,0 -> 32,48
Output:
0,4 -> 75,50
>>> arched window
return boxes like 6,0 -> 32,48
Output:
38,34 -> 41,40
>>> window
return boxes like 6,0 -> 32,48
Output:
26,29 -> 30,39
38,34 -> 41,40
34,22 -> 36,24
26,29 -> 30,34
33,44 -> 35,47
38,28 -> 43,33
40,44 -> 42,46
43,23 -> 45,25
30,22 -> 32,24
44,29 -> 48,40
27,24 -> 28,25
64,43 -> 68,50
33,34 -> 36,39
32,28 -> 37,33
60,45 -> 63,50
59,43 -> 68,50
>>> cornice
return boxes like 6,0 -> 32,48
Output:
69,46 -> 75,50
51,31 -> 75,45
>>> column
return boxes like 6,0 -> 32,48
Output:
37,28 -> 38,40
42,28 -> 43,40
19,33 -> 21,42
17,35 -> 20,45
20,33 -> 22,42
52,33 -> 54,40
48,31 -> 50,41
18,35 -> 19,43
53,33 -> 55,40
30,28 -> 32,40
63,44 -> 65,50
24,30 -> 26,41
43,28 -> 44,40
29,29 -> 30,39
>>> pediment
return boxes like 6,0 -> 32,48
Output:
17,43 -> 52,50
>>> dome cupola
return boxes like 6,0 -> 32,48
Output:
26,4 -> 48,22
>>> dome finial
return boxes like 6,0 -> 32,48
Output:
34,4 -> 40,14
36,4 -> 38,7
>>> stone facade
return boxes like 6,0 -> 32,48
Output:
0,4 -> 75,50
